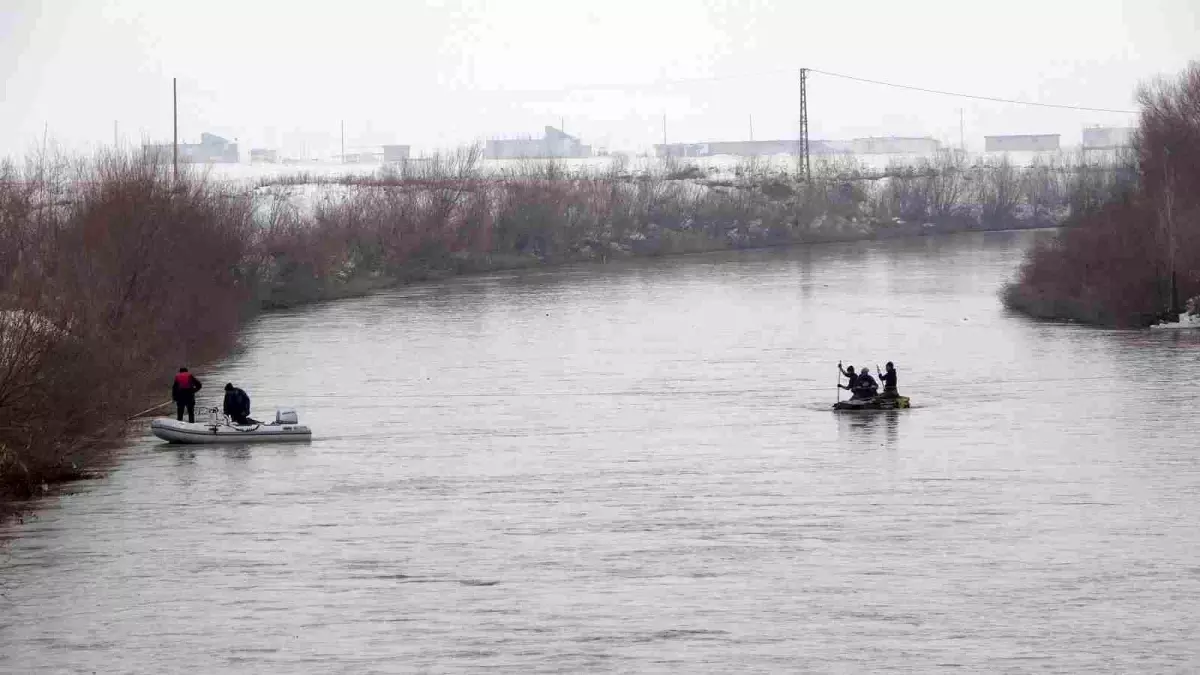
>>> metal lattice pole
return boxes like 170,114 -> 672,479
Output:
799,68 -> 810,182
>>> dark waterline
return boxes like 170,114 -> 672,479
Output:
3,230 -> 1199,673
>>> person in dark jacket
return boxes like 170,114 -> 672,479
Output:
852,367 -> 879,399
879,361 -> 900,398
223,383 -> 257,425
172,367 -> 202,423
838,362 -> 859,394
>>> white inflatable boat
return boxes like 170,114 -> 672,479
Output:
151,407 -> 312,444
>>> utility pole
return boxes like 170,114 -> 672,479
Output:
798,68 -> 810,182
662,114 -> 667,147
114,120 -> 118,148
340,120 -> 345,164
959,108 -> 965,155
749,114 -> 754,142
172,77 -> 178,183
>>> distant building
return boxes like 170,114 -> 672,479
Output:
821,140 -> 854,154
250,148 -> 279,163
382,145 -> 411,163
1082,126 -> 1135,149
654,143 -> 707,158
342,151 -> 380,164
985,134 -> 1060,152
850,136 -> 941,154
653,137 -> 941,158
485,126 -> 592,159
708,140 -> 800,156
655,139 -> 839,158
176,132 -> 239,163
143,132 -> 239,163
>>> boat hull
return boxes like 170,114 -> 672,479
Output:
833,396 -> 910,411
150,418 -> 312,444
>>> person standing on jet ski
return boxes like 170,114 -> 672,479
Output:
223,383 -> 258,425
878,361 -> 899,398
838,362 -> 860,395
172,367 -> 202,423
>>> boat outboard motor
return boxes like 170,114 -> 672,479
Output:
274,408 -> 299,425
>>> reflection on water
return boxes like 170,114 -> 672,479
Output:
3,230 -> 1200,673
836,409 -> 902,447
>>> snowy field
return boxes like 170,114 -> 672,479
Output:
203,149 -> 1125,187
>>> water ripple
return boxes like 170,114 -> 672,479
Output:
3,233 -> 1200,672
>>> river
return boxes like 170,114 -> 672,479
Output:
3,230 -> 1199,673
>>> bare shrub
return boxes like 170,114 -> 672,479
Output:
924,152 -> 968,219
1023,158 -> 1063,227
0,149 -> 254,500
879,160 -> 932,221
977,155 -> 1022,227
1004,195 -> 1161,325
1005,61 -> 1200,325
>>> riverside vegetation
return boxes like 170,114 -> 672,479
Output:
1003,61 -> 1200,327
0,136 -> 1132,513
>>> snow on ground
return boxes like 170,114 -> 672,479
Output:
219,148 -> 1124,223
250,182 -> 357,224
1150,313 -> 1200,330
207,148 -> 1125,187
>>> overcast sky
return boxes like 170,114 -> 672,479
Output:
1,0 -> 1196,158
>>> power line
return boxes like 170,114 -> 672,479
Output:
463,66 -> 1139,116
808,68 -> 1138,115
471,68 -> 799,95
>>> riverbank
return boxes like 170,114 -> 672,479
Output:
0,152 -> 252,516
0,147 -> 1118,517
257,219 -> 1053,311
247,147 -> 1096,309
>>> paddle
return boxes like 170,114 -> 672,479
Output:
836,361 -> 842,403
126,400 -> 172,421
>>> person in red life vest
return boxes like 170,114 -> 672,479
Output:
171,367 -> 203,423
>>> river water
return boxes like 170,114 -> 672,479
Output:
3,230 -> 1200,673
